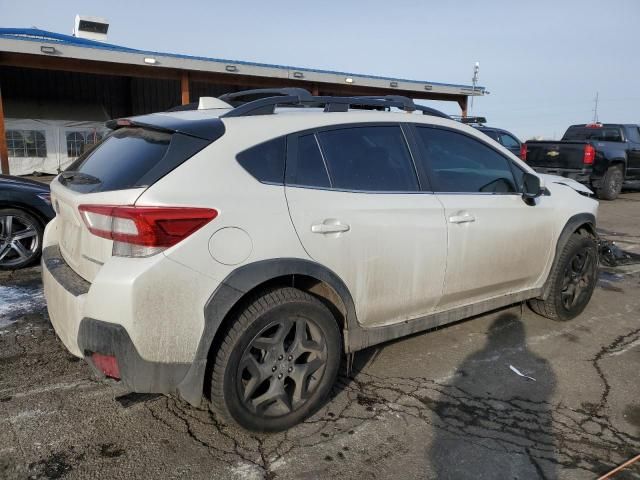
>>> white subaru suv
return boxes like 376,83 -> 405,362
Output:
42,89 -> 598,431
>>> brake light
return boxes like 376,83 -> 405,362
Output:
585,123 -> 602,128
520,144 -> 528,161
583,144 -> 596,165
79,205 -> 218,257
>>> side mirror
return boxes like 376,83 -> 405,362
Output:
522,172 -> 542,200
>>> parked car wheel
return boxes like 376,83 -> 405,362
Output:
209,287 -> 341,432
596,164 -> 624,200
528,232 -> 598,321
0,208 -> 44,270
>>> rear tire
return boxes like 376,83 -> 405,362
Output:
596,165 -> 623,200
528,232 -> 598,321
0,208 -> 44,271
209,287 -> 341,432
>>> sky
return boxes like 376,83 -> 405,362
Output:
1,0 -> 638,140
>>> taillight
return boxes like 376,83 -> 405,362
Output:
79,205 -> 218,257
583,144 -> 595,165
520,144 -> 528,161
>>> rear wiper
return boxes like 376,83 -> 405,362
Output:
60,171 -> 101,185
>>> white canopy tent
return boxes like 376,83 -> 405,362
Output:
6,118 -> 109,176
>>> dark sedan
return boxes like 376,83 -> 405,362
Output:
0,175 -> 55,270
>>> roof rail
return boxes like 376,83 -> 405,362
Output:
220,90 -> 450,119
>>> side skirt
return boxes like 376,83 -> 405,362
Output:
344,288 -> 541,353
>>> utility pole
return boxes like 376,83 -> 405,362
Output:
592,92 -> 599,123
470,62 -> 479,116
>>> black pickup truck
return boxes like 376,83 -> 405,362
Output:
522,123 -> 640,199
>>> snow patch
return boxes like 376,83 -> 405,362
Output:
230,462 -> 264,480
0,284 -> 46,328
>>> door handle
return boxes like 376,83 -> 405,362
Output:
449,214 -> 476,224
311,222 -> 350,234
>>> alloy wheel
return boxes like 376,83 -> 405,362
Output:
0,214 -> 40,268
237,316 -> 328,417
560,247 -> 594,311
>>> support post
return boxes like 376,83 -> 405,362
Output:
458,96 -> 468,118
311,84 -> 319,96
0,87 -> 9,175
181,73 -> 190,105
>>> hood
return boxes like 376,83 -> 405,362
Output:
0,174 -> 51,192
537,173 -> 593,196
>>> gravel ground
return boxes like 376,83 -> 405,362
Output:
1,189 -> 639,480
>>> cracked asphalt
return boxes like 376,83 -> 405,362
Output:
1,190 -> 640,480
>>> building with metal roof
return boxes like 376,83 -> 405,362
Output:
0,27 -> 486,175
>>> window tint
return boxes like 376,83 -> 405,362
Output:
499,133 -> 520,149
415,127 -> 518,193
66,130 -> 104,158
562,126 -> 623,142
479,129 -> 499,141
626,127 -> 640,143
65,127 -> 171,191
291,134 -> 331,188
316,126 -> 418,192
237,137 -> 285,184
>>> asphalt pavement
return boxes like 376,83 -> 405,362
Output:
1,189 -> 639,480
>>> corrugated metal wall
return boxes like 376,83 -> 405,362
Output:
0,66 -> 181,119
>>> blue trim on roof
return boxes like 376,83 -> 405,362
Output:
0,28 -> 485,91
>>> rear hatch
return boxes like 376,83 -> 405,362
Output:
525,141 -> 588,169
51,113 -> 224,282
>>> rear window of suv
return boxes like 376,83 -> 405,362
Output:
62,127 -> 210,192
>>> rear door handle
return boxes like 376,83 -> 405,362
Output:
311,222 -> 350,234
449,214 -> 476,224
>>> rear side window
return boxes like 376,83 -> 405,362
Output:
414,127 -> 518,194
237,137 -> 286,184
63,127 -> 210,192
499,133 -> 520,149
316,126 -> 419,192
290,134 -> 331,188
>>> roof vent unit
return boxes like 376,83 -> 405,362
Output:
73,15 -> 109,41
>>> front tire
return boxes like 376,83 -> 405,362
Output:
209,287 -> 341,432
0,208 -> 44,271
528,232 -> 598,321
596,164 -> 623,200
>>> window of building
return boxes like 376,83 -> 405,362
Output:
6,130 -> 47,158
66,131 -> 104,158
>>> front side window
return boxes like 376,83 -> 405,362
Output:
414,127 -> 518,194
6,130 -> 47,158
316,126 -> 419,192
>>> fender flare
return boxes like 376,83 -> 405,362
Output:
541,213 -> 596,300
176,258 -> 357,406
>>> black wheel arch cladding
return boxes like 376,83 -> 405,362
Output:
176,258 -> 357,407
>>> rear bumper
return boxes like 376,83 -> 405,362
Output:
42,245 -> 193,397
78,318 -> 190,393
532,167 -> 593,184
